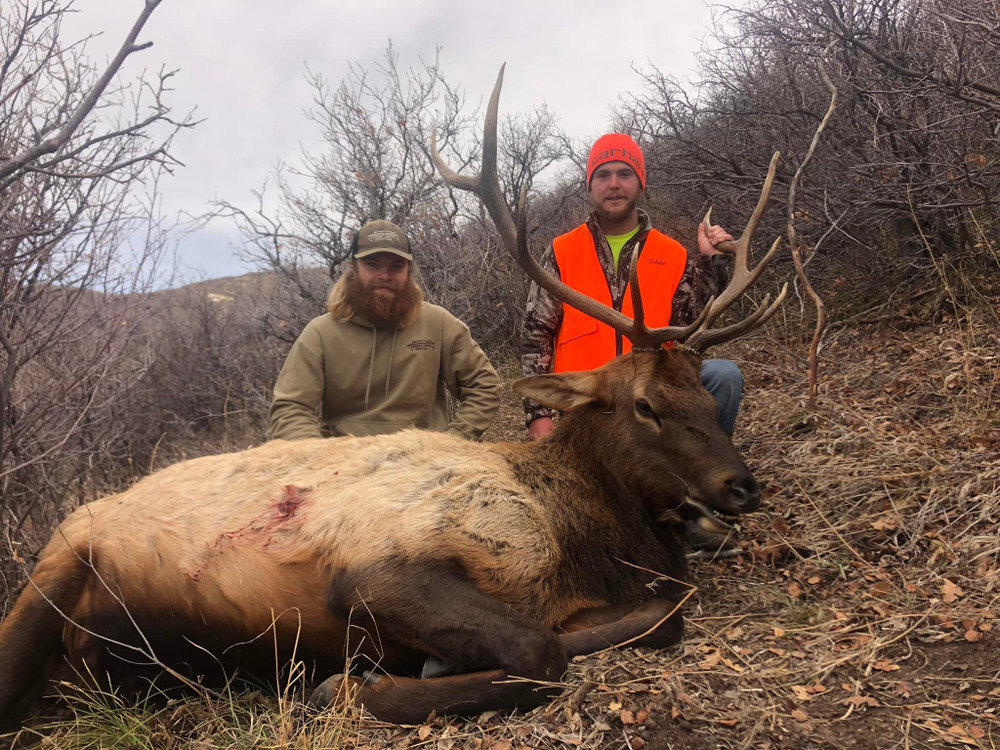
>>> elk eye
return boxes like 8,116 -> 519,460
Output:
634,399 -> 660,425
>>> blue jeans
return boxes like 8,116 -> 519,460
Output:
700,359 -> 743,435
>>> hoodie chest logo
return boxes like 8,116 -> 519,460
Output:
407,339 -> 436,352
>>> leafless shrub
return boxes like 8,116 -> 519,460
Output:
0,0 -> 193,605
222,45 -> 577,358
616,0 -> 1000,305
124,276 -> 288,468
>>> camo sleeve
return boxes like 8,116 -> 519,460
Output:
519,244 -> 562,425
670,253 -> 733,326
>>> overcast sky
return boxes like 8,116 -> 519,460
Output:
66,0 -> 722,284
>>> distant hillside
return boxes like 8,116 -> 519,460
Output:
154,267 -> 332,307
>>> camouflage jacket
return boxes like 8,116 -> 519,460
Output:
520,209 -> 731,425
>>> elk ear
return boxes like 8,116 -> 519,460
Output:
513,371 -> 608,411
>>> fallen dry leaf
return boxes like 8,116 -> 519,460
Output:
792,685 -> 813,701
942,579 -> 965,603
871,517 -> 899,531
842,695 -> 880,708
722,656 -> 744,672
621,710 -> 635,725
700,648 -> 722,668
418,726 -> 432,741
945,724 -> 980,746
872,658 -> 901,672
791,709 -> 809,722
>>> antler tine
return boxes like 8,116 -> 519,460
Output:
646,294 -> 717,346
627,251 -> 716,348
626,245 -> 652,348
686,282 -> 788,352
697,151 -> 782,330
432,65 -> 638,339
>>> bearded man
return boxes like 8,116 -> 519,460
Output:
269,220 -> 502,441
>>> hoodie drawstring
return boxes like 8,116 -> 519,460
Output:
364,325 -> 399,411
385,327 -> 398,397
364,325 -> 377,411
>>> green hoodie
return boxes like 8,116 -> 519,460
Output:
269,302 -> 502,441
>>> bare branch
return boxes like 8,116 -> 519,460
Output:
0,0 -> 163,181
787,55 -> 838,411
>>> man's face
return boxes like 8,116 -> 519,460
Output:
356,252 -> 410,296
588,161 -> 642,225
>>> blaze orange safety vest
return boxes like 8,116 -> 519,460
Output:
551,225 -> 688,372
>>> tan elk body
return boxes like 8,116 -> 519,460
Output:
0,353 -> 751,724
0,67 -> 785,726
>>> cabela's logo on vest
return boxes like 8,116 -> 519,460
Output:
647,258 -> 666,266
407,339 -> 435,352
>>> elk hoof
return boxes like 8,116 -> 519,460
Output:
308,673 -> 362,709
420,657 -> 456,678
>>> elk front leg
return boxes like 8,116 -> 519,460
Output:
556,598 -> 684,656
311,556 -> 567,723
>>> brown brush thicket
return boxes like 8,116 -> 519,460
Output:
0,0 -> 195,609
616,0 -> 1000,306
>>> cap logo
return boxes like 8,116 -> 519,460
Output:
366,229 -> 401,244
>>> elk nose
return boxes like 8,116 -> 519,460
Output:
726,475 -> 761,513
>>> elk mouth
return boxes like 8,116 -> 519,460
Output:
683,497 -> 737,534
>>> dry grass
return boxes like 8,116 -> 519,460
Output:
5,273 -> 999,750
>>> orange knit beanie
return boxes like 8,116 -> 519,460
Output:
586,133 -> 645,189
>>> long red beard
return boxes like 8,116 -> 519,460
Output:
342,270 -> 422,327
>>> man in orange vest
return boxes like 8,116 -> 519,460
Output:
520,133 -> 742,552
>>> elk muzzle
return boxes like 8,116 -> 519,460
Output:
684,468 -> 760,534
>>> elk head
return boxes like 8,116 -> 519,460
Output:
431,65 -> 787,533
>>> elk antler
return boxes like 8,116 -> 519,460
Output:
431,65 -> 787,354
685,153 -> 788,352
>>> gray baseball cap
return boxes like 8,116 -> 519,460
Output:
352,220 -> 413,261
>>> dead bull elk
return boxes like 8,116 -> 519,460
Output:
0,67 -> 786,727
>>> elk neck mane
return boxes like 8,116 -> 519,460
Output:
497,409 -> 691,606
